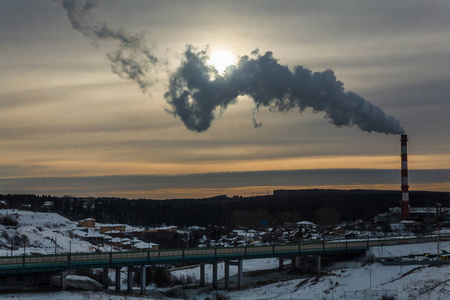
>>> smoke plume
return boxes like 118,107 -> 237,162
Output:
55,0 -> 158,92
56,2 -> 403,135
165,46 -> 404,134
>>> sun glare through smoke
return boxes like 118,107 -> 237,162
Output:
209,49 -> 236,74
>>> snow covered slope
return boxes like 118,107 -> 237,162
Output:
0,209 -> 110,255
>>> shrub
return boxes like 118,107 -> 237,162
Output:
1,230 -> 9,240
135,266 -> 173,288
76,268 -> 111,286
13,233 -> 30,248
205,293 -> 230,300
0,215 -> 18,227
153,266 -> 172,287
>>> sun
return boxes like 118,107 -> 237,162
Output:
209,49 -> 236,74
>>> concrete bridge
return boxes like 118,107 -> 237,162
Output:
0,235 -> 445,293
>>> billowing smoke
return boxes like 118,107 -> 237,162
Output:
56,2 -> 403,135
165,46 -> 404,134
54,0 -> 158,92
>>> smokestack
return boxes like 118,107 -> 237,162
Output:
401,134 -> 409,220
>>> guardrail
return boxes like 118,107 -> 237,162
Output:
344,289 -> 398,299
0,234 -> 447,275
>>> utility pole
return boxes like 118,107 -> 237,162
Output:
437,203 -> 442,260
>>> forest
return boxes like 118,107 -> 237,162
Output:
1,189 -> 449,228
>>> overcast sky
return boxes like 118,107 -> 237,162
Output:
0,0 -> 449,199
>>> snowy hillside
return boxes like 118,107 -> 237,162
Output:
0,209 -> 141,256
214,261 -> 450,299
0,209 -> 94,256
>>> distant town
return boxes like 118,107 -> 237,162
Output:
2,189 -> 450,252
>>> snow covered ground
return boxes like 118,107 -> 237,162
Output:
216,262 -> 450,300
169,242 -> 450,299
3,254 -> 450,299
0,209 -> 156,255
0,291 -> 161,300
369,240 -> 450,259
0,209 -> 106,255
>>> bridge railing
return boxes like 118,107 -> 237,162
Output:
0,234 -> 449,273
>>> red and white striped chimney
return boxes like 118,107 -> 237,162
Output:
401,134 -> 409,220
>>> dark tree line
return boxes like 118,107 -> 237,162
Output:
1,189 -> 449,228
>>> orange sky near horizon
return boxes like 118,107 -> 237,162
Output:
26,183 -> 450,200
1,153 -> 448,179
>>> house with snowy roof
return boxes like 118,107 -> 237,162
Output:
296,221 -> 315,227
99,224 -> 126,234
78,218 -> 96,228
42,201 -> 54,211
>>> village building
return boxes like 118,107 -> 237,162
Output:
332,226 -> 346,235
99,224 -> 126,234
22,204 -> 32,210
144,225 -> 177,233
78,218 -> 96,228
42,201 -> 54,211
0,200 -> 7,209
296,221 -> 316,228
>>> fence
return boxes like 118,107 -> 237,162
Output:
344,289 -> 398,299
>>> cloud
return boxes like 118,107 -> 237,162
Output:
1,169 -> 449,198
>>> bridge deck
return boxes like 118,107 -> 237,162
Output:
0,235 -> 446,275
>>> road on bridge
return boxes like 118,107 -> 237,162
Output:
0,235 -> 447,275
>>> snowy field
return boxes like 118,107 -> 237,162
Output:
369,240 -> 450,259
219,263 -> 450,300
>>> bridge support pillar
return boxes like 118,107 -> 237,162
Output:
127,266 -> 133,293
291,256 -> 296,271
60,271 -> 67,290
237,259 -> 243,289
115,267 -> 121,292
48,274 -> 54,288
200,263 -> 205,287
300,257 -> 308,273
228,260 -> 243,289
102,267 -> 108,289
140,266 -> 146,295
316,255 -> 321,274
224,260 -> 230,290
279,257 -> 283,271
212,262 -> 218,289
